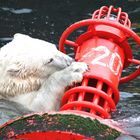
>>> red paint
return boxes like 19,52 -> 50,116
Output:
15,131 -> 94,140
59,5 -> 140,119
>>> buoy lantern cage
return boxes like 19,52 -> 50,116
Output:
59,5 -> 140,119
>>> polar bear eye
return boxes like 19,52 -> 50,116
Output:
48,58 -> 54,63
43,58 -> 54,65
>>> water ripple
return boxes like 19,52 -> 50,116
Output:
1,7 -> 32,14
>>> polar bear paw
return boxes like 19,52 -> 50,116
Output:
69,62 -> 88,73
66,62 -> 88,85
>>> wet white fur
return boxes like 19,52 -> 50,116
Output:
0,34 -> 87,112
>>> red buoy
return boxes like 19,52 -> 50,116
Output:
59,5 -> 140,119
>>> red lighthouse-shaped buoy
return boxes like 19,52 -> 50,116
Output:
59,5 -> 140,119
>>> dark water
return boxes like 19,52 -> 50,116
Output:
0,0 -> 140,139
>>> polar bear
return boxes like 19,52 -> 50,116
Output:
0,33 -> 87,113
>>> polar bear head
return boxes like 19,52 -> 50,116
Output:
0,34 -> 73,98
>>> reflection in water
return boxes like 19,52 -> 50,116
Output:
0,0 -> 140,139
113,92 -> 140,139
0,37 -> 13,41
1,7 -> 32,14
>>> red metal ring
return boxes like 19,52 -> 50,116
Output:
61,86 -> 116,109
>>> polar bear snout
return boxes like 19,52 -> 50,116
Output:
53,52 -> 74,69
61,55 -> 74,67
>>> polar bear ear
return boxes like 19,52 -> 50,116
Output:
14,33 -> 30,39
6,64 -> 21,76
